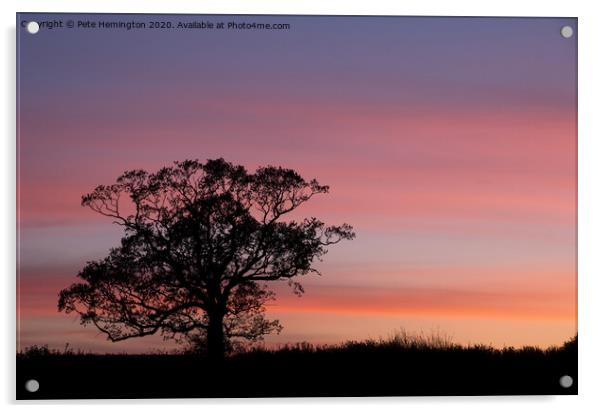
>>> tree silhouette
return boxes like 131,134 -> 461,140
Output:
58,159 -> 355,358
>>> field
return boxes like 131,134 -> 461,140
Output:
16,332 -> 577,399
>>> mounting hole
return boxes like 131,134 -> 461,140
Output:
559,375 -> 573,388
26,21 -> 40,34
24,379 -> 40,393
560,25 -> 574,39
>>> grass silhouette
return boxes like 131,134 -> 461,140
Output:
17,330 -> 577,399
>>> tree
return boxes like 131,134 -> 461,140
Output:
58,159 -> 355,359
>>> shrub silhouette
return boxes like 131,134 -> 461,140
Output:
17,332 -> 578,398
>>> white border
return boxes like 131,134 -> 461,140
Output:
3,1 -> 601,411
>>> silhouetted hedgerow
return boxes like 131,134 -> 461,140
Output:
17,332 -> 577,399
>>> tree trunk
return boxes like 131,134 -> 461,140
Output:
207,310 -> 226,361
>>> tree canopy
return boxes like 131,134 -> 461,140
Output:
59,159 -> 355,357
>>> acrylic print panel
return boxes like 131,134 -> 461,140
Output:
16,13 -> 577,399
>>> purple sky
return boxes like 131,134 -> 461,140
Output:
17,14 -> 577,352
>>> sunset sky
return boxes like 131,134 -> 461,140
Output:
17,14 -> 577,352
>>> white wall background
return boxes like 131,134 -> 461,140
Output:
2,0 -> 601,411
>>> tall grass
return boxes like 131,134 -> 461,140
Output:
18,330 -> 577,359
382,328 -> 456,349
